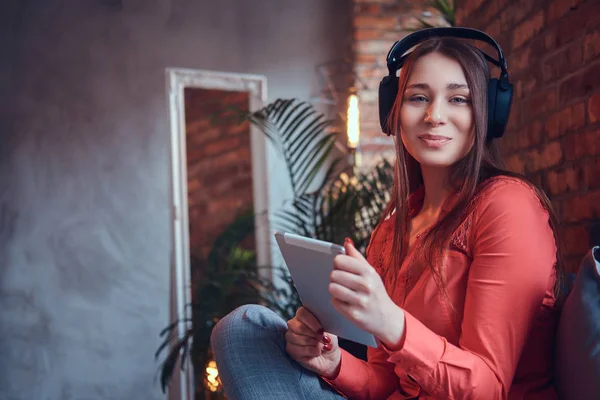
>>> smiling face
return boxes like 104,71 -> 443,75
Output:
400,52 -> 475,169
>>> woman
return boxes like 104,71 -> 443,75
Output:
210,36 -> 564,399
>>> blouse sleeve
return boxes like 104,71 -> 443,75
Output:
322,346 -> 401,399
377,179 -> 557,399
321,217 -> 401,399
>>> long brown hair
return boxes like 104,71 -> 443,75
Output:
382,37 -> 565,303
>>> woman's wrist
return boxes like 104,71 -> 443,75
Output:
377,305 -> 407,350
321,349 -> 342,380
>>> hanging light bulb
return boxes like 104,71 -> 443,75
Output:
347,93 -> 360,150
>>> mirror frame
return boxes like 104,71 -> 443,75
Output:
166,68 -> 270,400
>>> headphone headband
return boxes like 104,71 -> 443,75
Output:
385,27 -> 508,77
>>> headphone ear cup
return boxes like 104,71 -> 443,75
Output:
487,78 -> 513,140
378,75 -> 399,136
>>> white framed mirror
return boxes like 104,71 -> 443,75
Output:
166,68 -> 270,400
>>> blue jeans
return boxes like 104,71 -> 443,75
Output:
210,304 -> 346,400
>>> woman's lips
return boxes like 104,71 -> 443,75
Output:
418,134 -> 452,148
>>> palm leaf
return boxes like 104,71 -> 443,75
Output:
248,99 -> 336,197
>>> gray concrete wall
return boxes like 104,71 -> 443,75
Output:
0,1 -> 352,399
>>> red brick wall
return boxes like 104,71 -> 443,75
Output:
352,0 -> 446,168
184,88 -> 255,258
456,0 -> 600,272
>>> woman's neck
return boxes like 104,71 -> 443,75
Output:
419,166 -> 450,217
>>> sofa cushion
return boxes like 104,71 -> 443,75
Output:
555,246 -> 600,400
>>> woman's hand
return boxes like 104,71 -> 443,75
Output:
285,307 -> 342,379
330,238 -> 406,348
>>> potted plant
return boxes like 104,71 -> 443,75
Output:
155,99 -> 394,398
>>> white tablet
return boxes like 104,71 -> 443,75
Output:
274,232 -> 378,348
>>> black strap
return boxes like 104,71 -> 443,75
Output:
386,27 -> 507,76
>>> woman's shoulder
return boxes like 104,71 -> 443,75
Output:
450,175 -> 554,256
472,175 -> 549,213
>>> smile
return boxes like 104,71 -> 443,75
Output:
418,134 -> 452,148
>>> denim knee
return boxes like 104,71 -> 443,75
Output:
210,304 -> 288,355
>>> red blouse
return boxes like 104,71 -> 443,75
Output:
323,176 -> 559,399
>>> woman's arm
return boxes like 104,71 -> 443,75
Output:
322,345 -> 401,399
321,221 -> 402,399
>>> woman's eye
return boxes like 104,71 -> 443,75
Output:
450,97 -> 470,104
409,95 -> 428,102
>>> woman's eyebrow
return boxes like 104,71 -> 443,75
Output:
405,83 -> 469,90
447,83 -> 469,90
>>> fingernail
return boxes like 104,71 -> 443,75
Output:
322,334 -> 331,344
323,343 -> 332,352
344,237 -> 352,246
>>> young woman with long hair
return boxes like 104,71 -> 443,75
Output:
210,31 -> 564,400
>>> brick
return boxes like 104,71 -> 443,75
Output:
551,0 -> 600,48
463,0 -> 485,14
357,39 -> 396,55
514,76 -> 537,99
355,3 -> 382,14
514,124 -> 530,149
499,136 -> 515,153
480,1 -> 501,25
354,16 -> 399,30
506,99 -> 522,131
486,19 -> 502,40
512,11 -> 544,50
542,141 -> 563,169
212,148 -> 251,168
355,66 -> 385,79
562,224 -> 591,256
203,137 -> 242,156
506,153 -> 526,174
547,165 -> 585,195
559,61 -> 600,104
584,158 -> 600,188
510,120 -> 542,150
356,54 -> 377,65
547,0 -> 586,24
545,170 -> 560,196
584,28 -> 600,62
511,47 -> 532,74
542,41 -> 583,83
529,120 -> 544,146
562,194 -> 592,223
500,0 -> 536,29
524,87 -> 558,118
563,129 -> 600,159
589,92 -> 600,123
545,103 -> 586,138
354,29 -> 382,41
455,6 -> 465,25
593,189 -> 600,218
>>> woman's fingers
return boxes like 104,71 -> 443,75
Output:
330,269 -> 372,293
331,297 -> 360,322
333,254 -> 366,275
294,307 -> 324,336
329,281 -> 364,306
285,329 -> 322,347
285,342 -> 322,358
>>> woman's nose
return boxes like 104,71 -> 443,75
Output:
424,101 -> 446,125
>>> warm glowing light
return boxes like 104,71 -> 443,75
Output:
347,94 -> 360,149
206,360 -> 220,393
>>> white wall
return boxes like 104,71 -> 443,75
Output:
0,0 -> 352,399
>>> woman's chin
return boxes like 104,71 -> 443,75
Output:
414,155 -> 457,169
